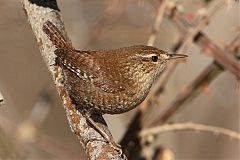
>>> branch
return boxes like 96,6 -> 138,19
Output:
147,0 -> 168,46
194,32 -> 240,78
156,0 -> 225,95
140,122 -> 240,141
172,3 -> 240,78
21,0 -> 124,159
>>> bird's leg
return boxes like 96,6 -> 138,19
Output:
71,99 -> 121,150
85,114 -> 122,153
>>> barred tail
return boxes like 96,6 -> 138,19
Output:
43,21 -> 74,50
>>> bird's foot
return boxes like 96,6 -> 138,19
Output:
84,114 -> 123,155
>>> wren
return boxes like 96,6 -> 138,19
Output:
43,21 -> 187,115
42,21 -> 187,148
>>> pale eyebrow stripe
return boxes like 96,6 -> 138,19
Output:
135,53 -> 157,58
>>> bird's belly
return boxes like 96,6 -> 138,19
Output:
64,69 -> 149,115
68,82 -> 143,114
84,88 -> 140,115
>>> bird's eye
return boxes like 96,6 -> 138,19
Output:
151,55 -> 158,62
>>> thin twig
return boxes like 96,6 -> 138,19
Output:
155,0 -> 225,95
147,0 -> 168,46
140,122 -> 240,141
21,0 -> 124,159
194,32 -> 240,78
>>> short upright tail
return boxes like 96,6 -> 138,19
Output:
43,21 -> 74,50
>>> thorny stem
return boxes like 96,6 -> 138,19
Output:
140,122 -> 240,141
194,32 -> 240,78
156,0 -> 226,95
150,33 -> 240,126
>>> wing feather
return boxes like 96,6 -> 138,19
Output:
55,48 -> 126,93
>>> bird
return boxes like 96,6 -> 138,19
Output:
42,20 -> 188,150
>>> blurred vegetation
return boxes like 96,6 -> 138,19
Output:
0,0 -> 239,159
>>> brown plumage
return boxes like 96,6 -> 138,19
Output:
43,21 -> 187,115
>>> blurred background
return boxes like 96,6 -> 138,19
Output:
0,0 -> 239,159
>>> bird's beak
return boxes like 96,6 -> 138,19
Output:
168,53 -> 188,60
